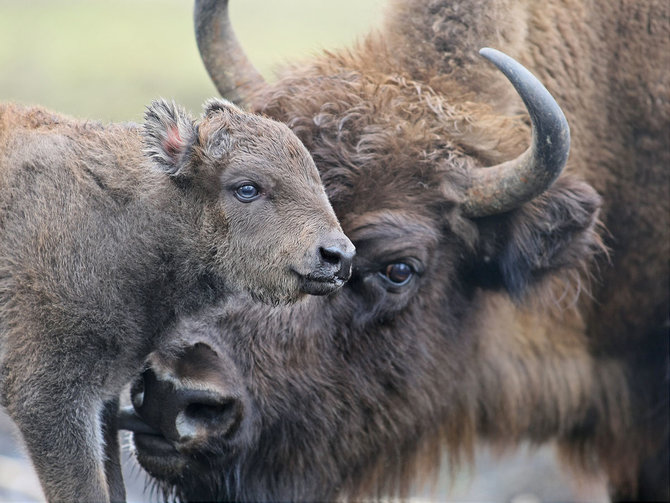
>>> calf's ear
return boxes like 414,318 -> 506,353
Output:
143,99 -> 198,176
197,98 -> 243,160
203,97 -> 241,119
473,176 -> 604,299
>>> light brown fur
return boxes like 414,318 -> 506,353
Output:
128,1 -> 668,500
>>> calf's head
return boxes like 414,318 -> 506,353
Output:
122,50 -> 604,501
144,98 -> 354,303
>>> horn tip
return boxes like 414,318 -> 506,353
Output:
478,47 -> 513,70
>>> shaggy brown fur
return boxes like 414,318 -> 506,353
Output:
128,0 -> 669,501
0,99 -> 353,501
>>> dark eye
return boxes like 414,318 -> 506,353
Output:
380,263 -> 414,286
234,183 -> 260,202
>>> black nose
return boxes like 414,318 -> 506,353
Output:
318,242 -> 355,281
172,388 -> 243,443
129,368 -> 244,447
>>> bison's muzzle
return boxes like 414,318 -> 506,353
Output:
120,342 -> 255,462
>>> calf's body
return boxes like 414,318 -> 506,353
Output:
0,100 -> 352,501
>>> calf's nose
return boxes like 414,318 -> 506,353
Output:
319,244 -> 355,281
317,234 -> 355,281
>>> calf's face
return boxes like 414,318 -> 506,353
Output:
145,99 -> 354,304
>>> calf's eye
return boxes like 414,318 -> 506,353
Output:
234,183 -> 260,202
381,263 -> 413,285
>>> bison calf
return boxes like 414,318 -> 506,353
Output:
0,98 -> 353,502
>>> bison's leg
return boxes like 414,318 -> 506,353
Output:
102,397 -> 126,502
0,340 -> 111,503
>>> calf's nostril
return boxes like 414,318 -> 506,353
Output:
319,246 -> 343,266
319,245 -> 355,279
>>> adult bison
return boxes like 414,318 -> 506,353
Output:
124,0 -> 669,501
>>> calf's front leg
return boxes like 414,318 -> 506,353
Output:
1,345 -> 112,502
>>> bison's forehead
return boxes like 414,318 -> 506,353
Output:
256,68 -> 526,217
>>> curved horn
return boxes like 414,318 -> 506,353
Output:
194,0 -> 266,105
462,48 -> 570,217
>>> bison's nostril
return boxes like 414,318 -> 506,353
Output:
132,390 -> 144,410
176,396 -> 243,443
185,400 -> 235,424
131,382 -> 145,410
130,373 -> 147,410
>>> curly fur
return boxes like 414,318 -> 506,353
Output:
132,0 -> 669,500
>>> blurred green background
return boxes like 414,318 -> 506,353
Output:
0,0 -> 384,122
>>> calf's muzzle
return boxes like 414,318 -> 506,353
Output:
300,231 -> 355,295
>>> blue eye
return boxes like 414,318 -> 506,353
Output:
380,263 -> 413,285
234,183 -> 260,202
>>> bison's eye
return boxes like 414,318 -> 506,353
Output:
380,262 -> 414,286
234,183 -> 260,202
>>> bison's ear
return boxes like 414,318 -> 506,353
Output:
143,99 -> 198,176
473,176 -> 604,298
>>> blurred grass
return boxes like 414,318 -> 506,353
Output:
0,0 -> 384,122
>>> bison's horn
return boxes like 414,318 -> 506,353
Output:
462,48 -> 570,217
194,0 -> 266,106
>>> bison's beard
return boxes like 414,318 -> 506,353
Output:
133,431 -> 241,502
132,427 -> 347,503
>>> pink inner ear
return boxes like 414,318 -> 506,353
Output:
163,125 -> 184,159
